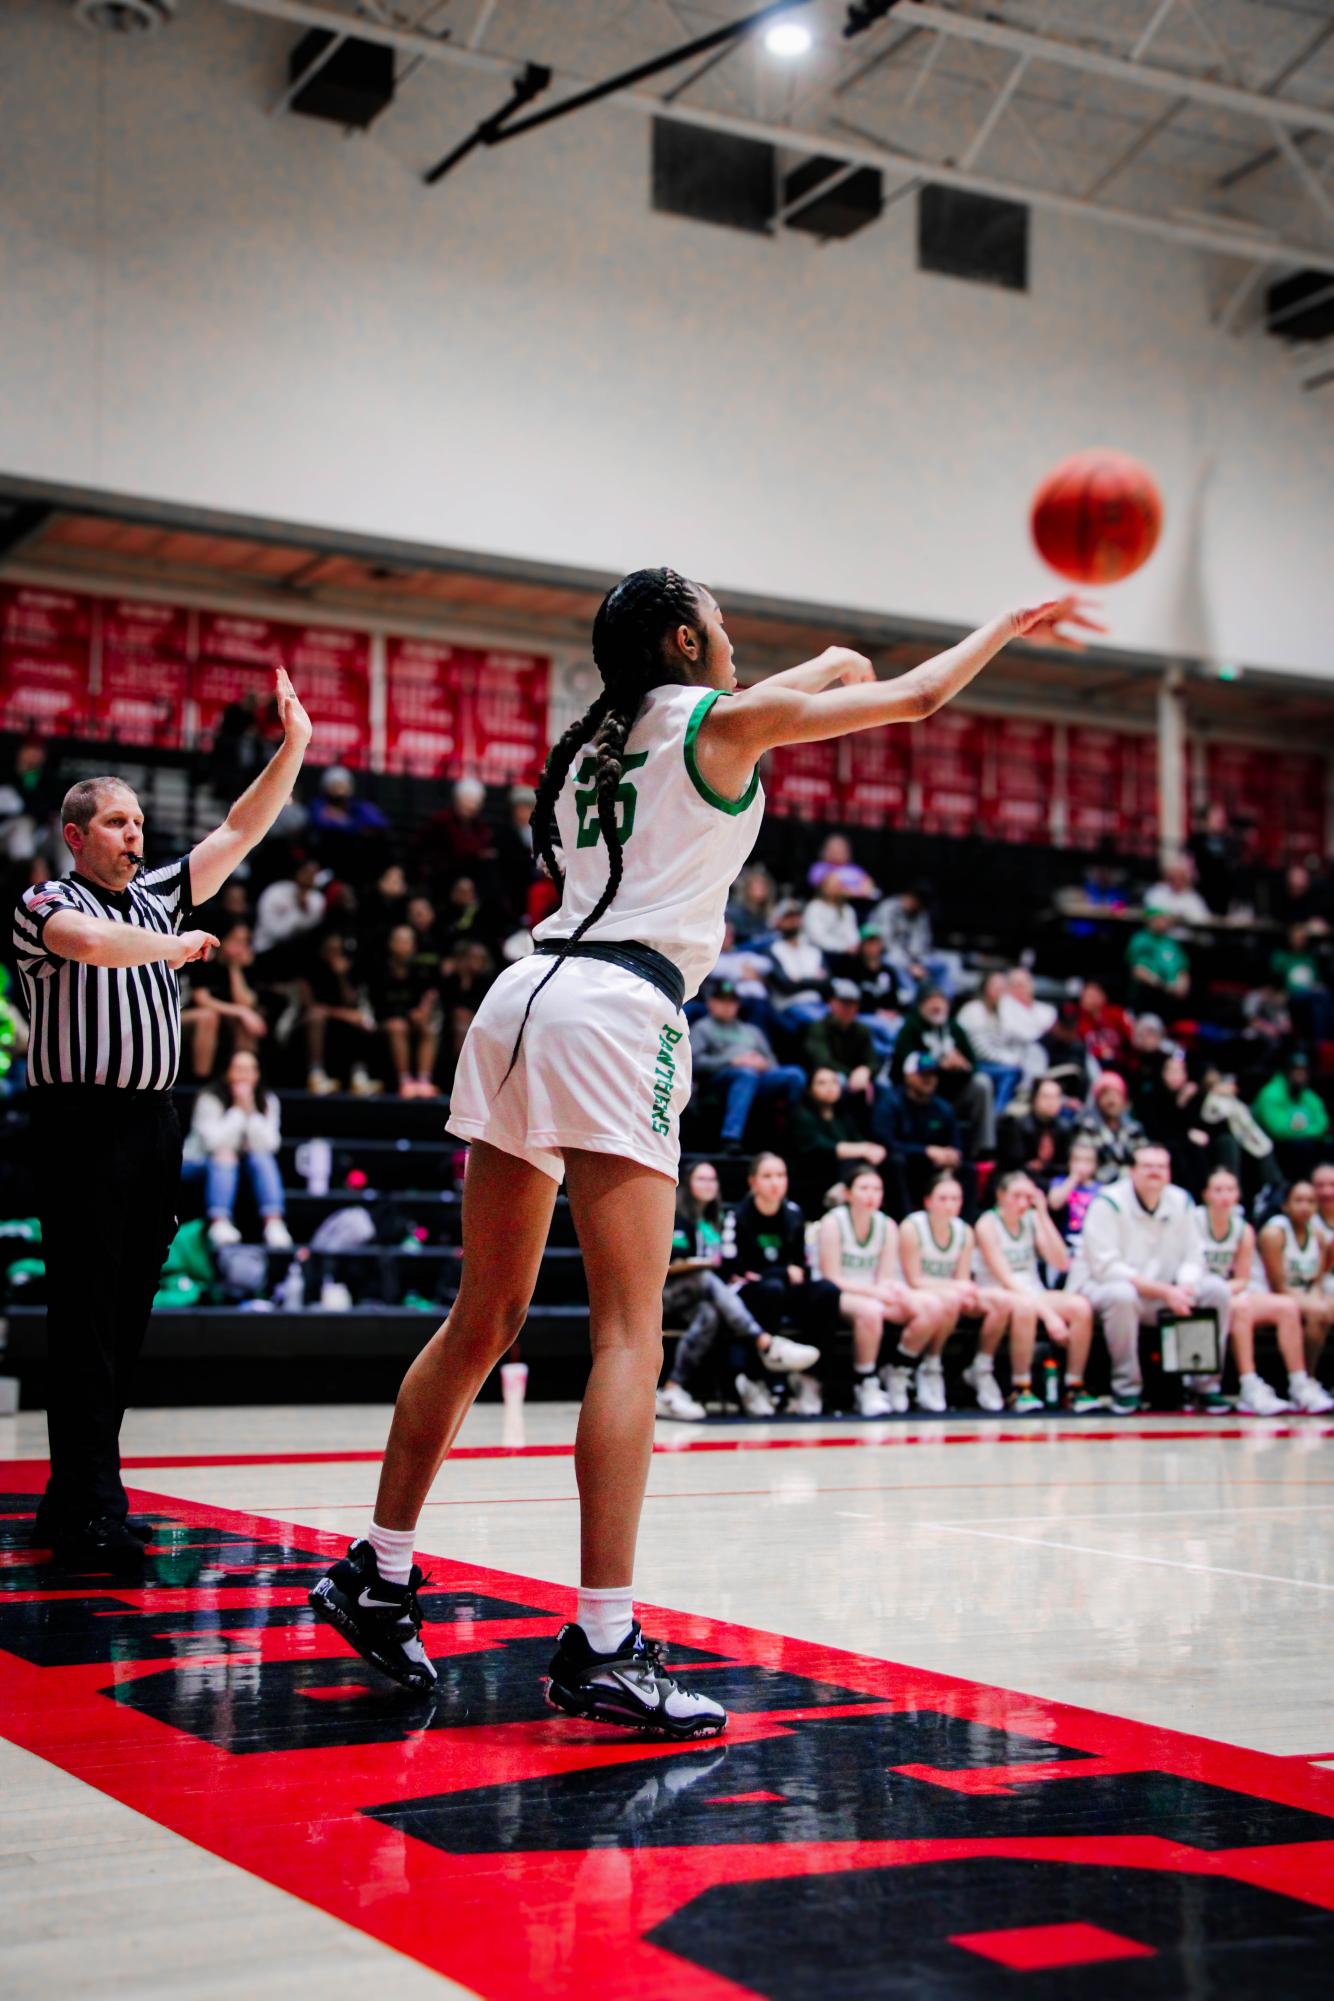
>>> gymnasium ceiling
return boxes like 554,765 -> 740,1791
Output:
215,0 -> 1334,353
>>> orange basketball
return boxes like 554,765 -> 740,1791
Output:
1030,449 -> 1163,584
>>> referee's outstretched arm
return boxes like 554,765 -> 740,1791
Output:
188,667 -> 314,905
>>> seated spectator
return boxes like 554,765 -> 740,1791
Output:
442,874 -> 501,955
807,834 -> 879,903
1274,860 -> 1330,935
818,1167 -> 948,1418
766,898 -> 829,1022
188,1051 -> 291,1252
1077,1071 -> 1148,1183
802,875 -> 861,970
1271,923 -> 1334,1044
871,1052 -> 965,1212
998,1074 -> 1074,1184
890,987 -> 994,1158
253,855 -> 327,971
1144,855 -> 1211,927
1123,1011 -> 1171,1093
998,967 -> 1056,1088
308,765 -> 388,877
439,940 -> 496,1073
1126,909 -> 1190,1001
1252,1053 -> 1331,1179
711,918 -> 776,1005
803,981 -> 876,1104
362,862 -> 409,954
1242,979 -> 1293,1055
726,1152 -> 840,1415
1136,1050 -> 1211,1195
407,894 -> 446,983
725,864 -> 777,944
790,1066 -> 887,1215
187,921 -> 270,1080
973,1173 -> 1096,1412
1072,978 -> 1133,1071
1047,1135 -> 1102,1248
852,929 -> 902,1061
1197,1167 -> 1331,1415
371,923 -> 441,1098
304,934 -> 381,1097
1068,1142 -> 1232,1414
1258,1180 -> 1334,1393
896,1172 -> 993,1414
418,776 -> 498,894
657,1160 -> 817,1421
956,971 -> 1024,1114
495,784 -> 538,929
866,882 -> 960,997
689,980 -> 805,1153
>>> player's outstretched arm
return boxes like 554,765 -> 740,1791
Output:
189,668 -> 314,904
699,598 -> 1102,793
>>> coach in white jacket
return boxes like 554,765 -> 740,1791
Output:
1069,1142 -> 1231,1413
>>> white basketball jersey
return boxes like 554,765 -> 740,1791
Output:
533,683 -> 765,1002
832,1205 -> 888,1281
974,1207 -> 1040,1284
907,1212 -> 966,1281
1266,1214 -> 1323,1291
1195,1205 -> 1245,1282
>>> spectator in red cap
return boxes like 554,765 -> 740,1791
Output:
1076,1070 -> 1147,1184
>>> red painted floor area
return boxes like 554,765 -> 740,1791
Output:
2,1456 -> 1332,1999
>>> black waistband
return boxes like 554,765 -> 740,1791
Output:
534,938 -> 685,1013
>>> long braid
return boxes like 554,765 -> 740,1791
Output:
498,566 -> 704,1086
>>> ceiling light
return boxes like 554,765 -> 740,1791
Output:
765,21 -> 813,58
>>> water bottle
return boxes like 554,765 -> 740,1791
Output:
1040,1353 -> 1060,1407
280,1260 -> 305,1311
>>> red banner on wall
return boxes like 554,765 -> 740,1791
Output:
982,717 -> 1055,844
194,615 -> 371,766
0,584 -> 94,648
385,641 -> 550,783
914,709 -> 984,836
1205,743 -> 1326,866
94,599 -> 191,749
841,729 -> 910,828
763,739 -> 840,821
385,637 -> 468,777
0,586 -> 94,735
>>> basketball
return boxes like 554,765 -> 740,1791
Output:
1030,448 -> 1163,583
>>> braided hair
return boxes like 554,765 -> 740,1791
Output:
499,567 -> 706,1084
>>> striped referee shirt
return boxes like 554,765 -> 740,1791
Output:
12,860 -> 193,1090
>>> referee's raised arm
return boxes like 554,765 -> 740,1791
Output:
15,666 -> 312,1573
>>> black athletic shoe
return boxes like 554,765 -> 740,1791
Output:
308,1539 -> 438,1692
50,1516 -> 147,1574
545,1621 -> 727,1740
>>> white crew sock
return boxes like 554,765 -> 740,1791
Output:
1240,1371 -> 1264,1389
1288,1369 -> 1311,1390
576,1584 -> 635,1655
970,1353 -> 995,1373
367,1519 -> 416,1587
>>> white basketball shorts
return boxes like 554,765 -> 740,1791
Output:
445,952 -> 691,1185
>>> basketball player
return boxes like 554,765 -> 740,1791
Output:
1196,1167 -> 1331,1415
312,570 -> 1098,1733
817,1166 -> 950,1418
972,1172 -> 1096,1412
1258,1180 -> 1334,1394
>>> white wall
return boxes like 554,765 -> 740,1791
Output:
2,0 -> 1332,679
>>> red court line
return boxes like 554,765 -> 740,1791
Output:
110,1422 -> 1334,1469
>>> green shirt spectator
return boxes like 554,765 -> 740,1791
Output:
1252,1065 -> 1331,1143
1126,911 -> 1189,996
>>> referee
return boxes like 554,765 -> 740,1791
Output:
11,668 -> 312,1569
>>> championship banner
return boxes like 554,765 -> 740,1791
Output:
95,599 -> 191,749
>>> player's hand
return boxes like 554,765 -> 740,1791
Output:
1010,596 -> 1107,651
819,645 -> 874,686
276,667 -> 313,750
169,930 -> 221,967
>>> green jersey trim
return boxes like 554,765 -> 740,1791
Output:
683,690 -> 760,816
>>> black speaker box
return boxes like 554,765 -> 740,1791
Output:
1266,271 -> 1334,343
288,31 -> 395,130
784,157 -> 883,240
652,118 -> 775,234
918,184 -> 1028,292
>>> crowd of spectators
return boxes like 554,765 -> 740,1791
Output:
2,733 -> 1333,1416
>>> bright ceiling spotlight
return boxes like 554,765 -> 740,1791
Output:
765,20 -> 813,58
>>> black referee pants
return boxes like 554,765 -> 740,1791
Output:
30,1089 -> 182,1530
